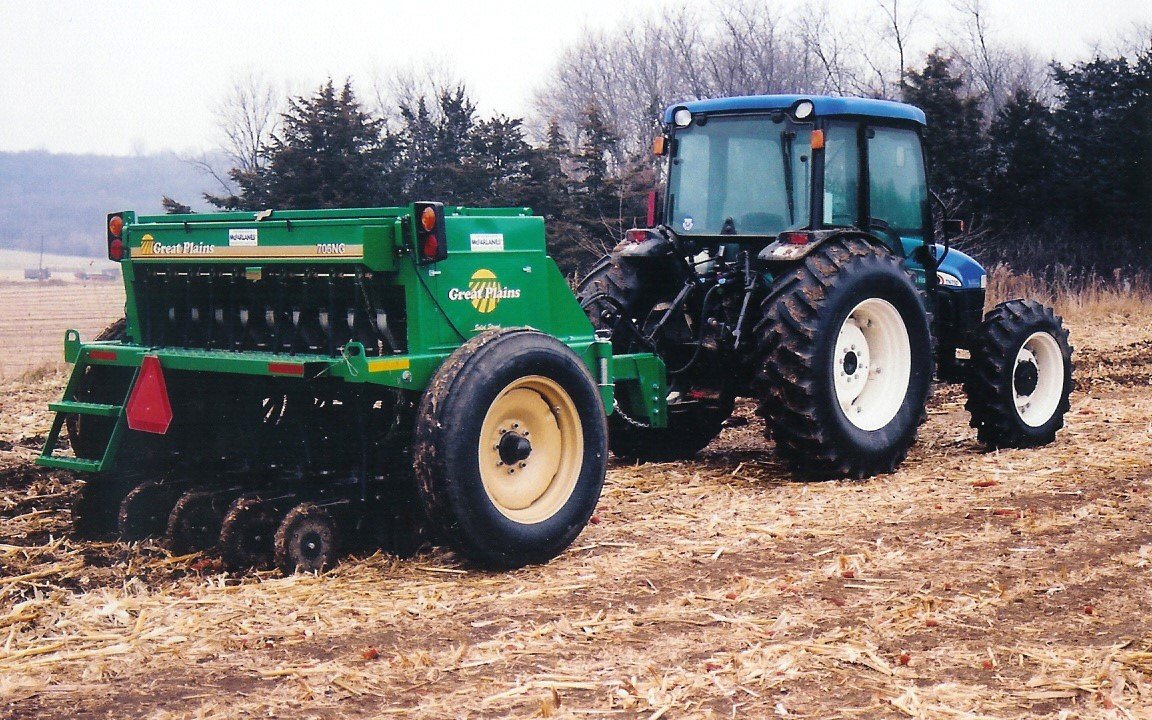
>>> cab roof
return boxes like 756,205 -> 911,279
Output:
663,94 -> 927,125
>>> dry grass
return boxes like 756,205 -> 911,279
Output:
985,265 -> 1152,321
1,289 -> 1152,718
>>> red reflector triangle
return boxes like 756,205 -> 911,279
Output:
126,355 -> 173,434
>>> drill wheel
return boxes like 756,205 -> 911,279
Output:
365,496 -> 431,559
118,481 -> 188,542
72,476 -> 138,539
219,495 -> 285,571
274,503 -> 339,575
167,488 -> 240,555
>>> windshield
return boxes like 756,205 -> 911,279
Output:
666,114 -> 812,236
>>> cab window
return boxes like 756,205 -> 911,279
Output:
867,126 -> 928,236
822,121 -> 859,226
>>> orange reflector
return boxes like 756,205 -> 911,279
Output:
652,136 -> 666,156
810,129 -> 825,150
108,215 -> 124,238
268,362 -> 305,376
89,349 -> 117,361
126,355 -> 173,435
420,206 -> 437,232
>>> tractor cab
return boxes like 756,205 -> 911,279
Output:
658,95 -> 984,293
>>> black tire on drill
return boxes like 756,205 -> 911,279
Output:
413,328 -> 608,569
577,257 -> 733,461
274,502 -> 339,575
754,236 -> 934,479
964,299 -> 1073,448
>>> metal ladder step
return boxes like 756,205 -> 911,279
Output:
36,456 -> 103,472
48,401 -> 123,417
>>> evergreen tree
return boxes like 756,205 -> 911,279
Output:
161,196 -> 193,214
1049,52 -> 1152,238
207,79 -> 390,210
986,90 -> 1056,230
902,53 -> 988,219
396,87 -> 481,203
575,105 -> 623,244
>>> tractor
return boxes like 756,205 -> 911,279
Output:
577,95 -> 1074,476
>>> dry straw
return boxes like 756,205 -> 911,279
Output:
1,290 -> 1151,718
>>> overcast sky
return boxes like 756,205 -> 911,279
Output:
1,0 -> 1148,156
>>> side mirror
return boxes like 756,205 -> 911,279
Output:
943,218 -> 965,236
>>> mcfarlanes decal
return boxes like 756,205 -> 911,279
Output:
448,269 -> 521,314
133,235 -> 364,260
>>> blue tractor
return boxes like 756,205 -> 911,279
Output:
578,95 -> 1074,478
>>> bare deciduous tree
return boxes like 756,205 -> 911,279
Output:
186,72 -> 282,198
947,0 -> 1053,116
368,57 -> 464,124
216,72 -> 281,174
533,0 -> 833,157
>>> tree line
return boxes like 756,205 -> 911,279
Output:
176,2 -> 1152,278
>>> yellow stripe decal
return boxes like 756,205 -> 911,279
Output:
367,357 -> 411,373
132,244 -> 365,260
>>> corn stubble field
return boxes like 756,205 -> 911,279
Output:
2,278 -> 1152,719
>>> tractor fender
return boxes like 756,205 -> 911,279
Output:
612,234 -> 675,260
757,229 -> 888,265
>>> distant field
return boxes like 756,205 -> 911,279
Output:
0,281 -> 124,378
0,248 -> 120,282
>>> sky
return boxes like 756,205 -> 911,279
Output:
1,0 -> 1148,156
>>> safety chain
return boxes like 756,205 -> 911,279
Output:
612,399 -> 652,429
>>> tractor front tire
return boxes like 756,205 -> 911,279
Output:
964,299 -> 1073,448
413,329 -> 608,569
754,237 -> 934,479
577,257 -> 732,461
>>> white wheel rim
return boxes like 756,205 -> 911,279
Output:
1013,331 -> 1063,427
833,298 -> 912,431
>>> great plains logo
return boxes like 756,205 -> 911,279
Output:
448,269 -> 521,314
138,234 -> 216,256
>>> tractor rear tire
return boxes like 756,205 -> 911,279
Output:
754,237 -> 934,479
964,300 -> 1073,448
413,328 -> 608,569
577,257 -> 732,461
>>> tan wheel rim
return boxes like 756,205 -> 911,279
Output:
478,375 -> 584,524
